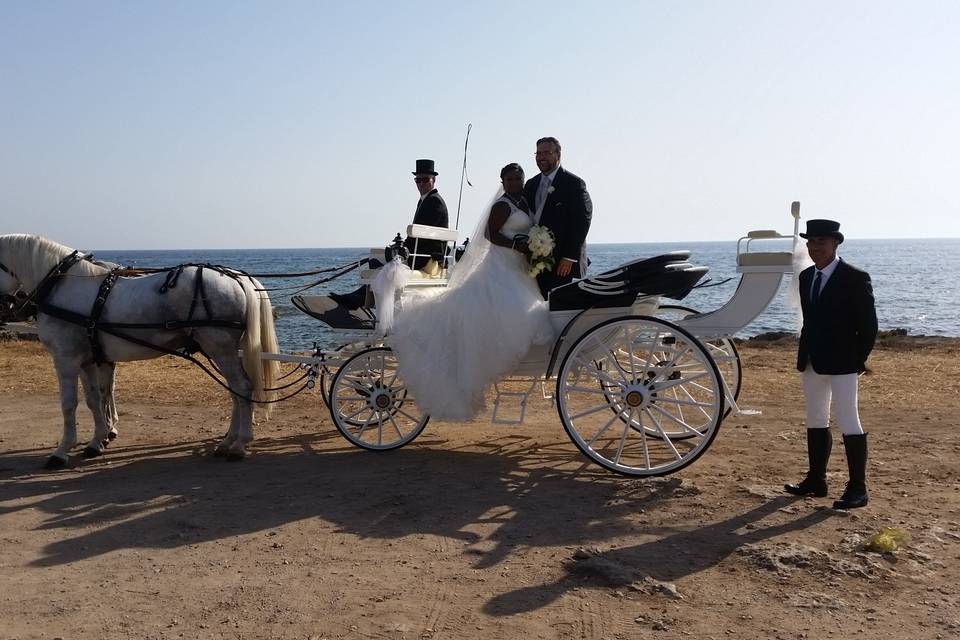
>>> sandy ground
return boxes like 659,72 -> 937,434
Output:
1,334 -> 959,640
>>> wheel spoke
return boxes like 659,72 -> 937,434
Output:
648,404 -> 707,437
569,401 -> 619,421
653,396 -> 716,409
584,411 -> 624,447
388,414 -> 405,438
564,384 -> 614,396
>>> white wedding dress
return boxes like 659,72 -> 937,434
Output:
388,194 -> 554,421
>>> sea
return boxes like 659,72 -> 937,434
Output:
92,238 -> 959,353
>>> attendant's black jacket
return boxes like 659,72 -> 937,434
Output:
797,259 -> 878,374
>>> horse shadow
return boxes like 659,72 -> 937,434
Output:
483,495 -> 836,616
0,430 -> 726,569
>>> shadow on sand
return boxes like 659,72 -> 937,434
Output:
0,429 -> 833,614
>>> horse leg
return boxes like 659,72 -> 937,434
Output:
79,364 -> 111,458
98,362 -> 119,444
47,364 -> 81,469
211,356 -> 254,461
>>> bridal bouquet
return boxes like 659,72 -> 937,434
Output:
526,225 -> 556,277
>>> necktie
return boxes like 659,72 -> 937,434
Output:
811,271 -> 822,303
536,178 -> 550,213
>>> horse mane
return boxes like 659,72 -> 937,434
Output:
0,234 -> 110,288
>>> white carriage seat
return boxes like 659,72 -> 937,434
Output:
359,267 -> 447,283
736,251 -> 793,268
360,224 -> 459,283
735,230 -> 794,273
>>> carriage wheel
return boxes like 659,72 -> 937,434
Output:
597,303 -> 741,440
556,316 -> 723,476
328,346 -> 429,450
656,304 -> 742,409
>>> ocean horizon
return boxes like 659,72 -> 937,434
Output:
90,237 -> 960,351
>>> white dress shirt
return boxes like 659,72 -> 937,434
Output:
811,256 -> 840,300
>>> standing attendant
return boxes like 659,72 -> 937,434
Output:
785,219 -> 878,509
405,159 -> 449,270
523,137 -> 592,299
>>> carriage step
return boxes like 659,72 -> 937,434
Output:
491,392 -> 529,425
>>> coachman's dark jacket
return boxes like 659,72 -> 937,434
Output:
404,189 -> 449,270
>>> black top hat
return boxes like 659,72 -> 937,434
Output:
412,159 -> 438,176
799,219 -> 844,243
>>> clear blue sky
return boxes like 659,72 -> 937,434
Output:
1,1 -> 957,249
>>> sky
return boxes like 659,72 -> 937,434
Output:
1,1 -> 958,249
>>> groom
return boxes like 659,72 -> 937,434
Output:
523,136 -> 593,299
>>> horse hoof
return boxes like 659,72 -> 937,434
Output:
212,446 -> 229,458
44,456 -> 67,470
225,452 -> 245,462
82,446 -> 103,459
107,431 -> 118,441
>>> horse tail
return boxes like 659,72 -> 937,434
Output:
239,276 -> 281,416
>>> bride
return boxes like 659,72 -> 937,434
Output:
388,163 -> 554,421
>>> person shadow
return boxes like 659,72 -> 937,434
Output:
484,495 -> 835,616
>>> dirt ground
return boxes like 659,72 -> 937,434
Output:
1,335 -> 959,640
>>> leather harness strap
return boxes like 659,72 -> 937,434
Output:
37,262 -> 245,364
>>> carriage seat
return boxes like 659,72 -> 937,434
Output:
736,251 -> 793,267
548,252 -> 708,311
359,267 -> 447,282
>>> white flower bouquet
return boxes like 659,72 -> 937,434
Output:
525,225 -> 556,278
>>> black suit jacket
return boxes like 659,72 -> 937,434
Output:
797,259 -> 878,374
524,167 -> 592,282
404,189 -> 449,269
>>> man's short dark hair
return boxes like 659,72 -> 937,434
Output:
500,162 -> 524,179
536,136 -> 561,152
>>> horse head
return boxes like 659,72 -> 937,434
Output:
0,234 -> 86,321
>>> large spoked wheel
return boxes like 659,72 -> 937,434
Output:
328,346 -> 429,450
556,316 -> 724,477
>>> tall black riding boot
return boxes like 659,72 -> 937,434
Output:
833,433 -> 869,509
785,428 -> 832,497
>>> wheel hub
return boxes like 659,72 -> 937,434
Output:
367,384 -> 394,412
622,383 -> 651,408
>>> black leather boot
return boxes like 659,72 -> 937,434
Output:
785,428 -> 832,497
833,433 -> 869,509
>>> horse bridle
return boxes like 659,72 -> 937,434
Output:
0,259 -> 27,301
0,251 -> 84,318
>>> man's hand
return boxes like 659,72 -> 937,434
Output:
556,258 -> 575,277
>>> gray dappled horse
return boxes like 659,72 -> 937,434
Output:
0,234 -> 280,467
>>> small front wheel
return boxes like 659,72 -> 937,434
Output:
328,346 -> 429,450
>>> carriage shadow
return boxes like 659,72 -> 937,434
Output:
0,430 -> 708,569
483,496 -> 836,616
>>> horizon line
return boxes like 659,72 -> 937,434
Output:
90,236 -> 960,252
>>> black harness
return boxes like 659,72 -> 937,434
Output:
17,254 -> 245,363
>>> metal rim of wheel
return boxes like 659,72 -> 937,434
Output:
556,315 -> 724,476
328,346 -> 429,450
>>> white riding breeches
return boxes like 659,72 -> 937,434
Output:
801,366 -> 864,435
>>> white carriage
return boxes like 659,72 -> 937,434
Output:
265,210 -> 799,477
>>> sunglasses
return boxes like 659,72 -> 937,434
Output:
414,177 -> 433,183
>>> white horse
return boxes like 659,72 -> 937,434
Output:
0,234 -> 281,467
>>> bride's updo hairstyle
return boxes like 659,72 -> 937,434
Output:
500,163 -> 524,179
